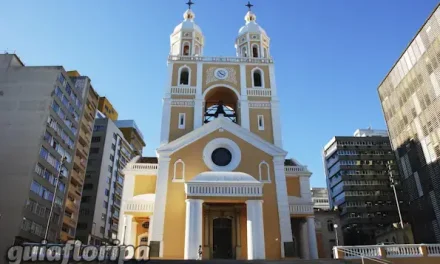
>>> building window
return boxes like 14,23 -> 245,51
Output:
103,201 -> 108,208
108,165 -> 112,172
90,148 -> 99,154
252,44 -> 259,58
327,220 -> 334,232
100,227 -> 105,234
111,143 -> 116,151
257,115 -> 265,130
253,69 -> 263,87
242,46 -> 247,57
178,113 -> 186,129
183,42 -> 190,56
263,47 -> 268,58
173,159 -> 185,182
83,184 -> 93,190
113,133 -> 117,140
259,161 -> 270,182
91,137 -> 101,143
105,189 -> 110,196
110,154 -> 114,162
179,67 -> 190,85
81,196 -> 91,203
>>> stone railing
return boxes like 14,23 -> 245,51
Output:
168,55 -> 274,64
124,200 -> 155,213
289,204 -> 314,215
247,88 -> 271,97
284,165 -> 310,176
185,183 -> 263,197
124,163 -> 158,174
171,86 -> 196,95
334,244 -> 440,261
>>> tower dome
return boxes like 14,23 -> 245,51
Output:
170,2 -> 205,57
235,2 -> 270,59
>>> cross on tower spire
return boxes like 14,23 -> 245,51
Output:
186,0 -> 194,9
245,1 -> 253,11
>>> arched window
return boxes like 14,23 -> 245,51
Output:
179,67 -> 190,85
173,159 -> 185,182
183,42 -> 190,56
259,161 -> 270,182
252,44 -> 259,58
253,69 -> 263,87
327,220 -> 334,232
242,46 -> 247,57
263,48 -> 268,58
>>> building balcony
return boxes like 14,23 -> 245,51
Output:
284,165 -> 312,177
168,54 -> 274,64
289,203 -> 314,215
63,215 -> 76,228
74,155 -> 87,171
65,199 -> 79,211
124,195 -> 155,214
70,169 -> 84,185
68,185 -> 81,200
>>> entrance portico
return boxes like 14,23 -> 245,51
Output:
183,172 -> 265,260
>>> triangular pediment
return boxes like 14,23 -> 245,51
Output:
157,115 -> 287,157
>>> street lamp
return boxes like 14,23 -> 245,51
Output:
44,155 -> 67,241
333,224 -> 339,246
387,161 -> 404,229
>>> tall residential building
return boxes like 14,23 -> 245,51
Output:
115,120 -> 146,155
378,3 -> 440,243
0,54 -> 90,254
60,71 -> 99,241
323,128 -> 404,245
76,116 -> 136,245
311,188 -> 330,210
98,97 -> 118,121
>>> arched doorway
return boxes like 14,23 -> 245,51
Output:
212,217 -> 233,259
203,87 -> 239,124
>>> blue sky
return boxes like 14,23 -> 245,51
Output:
1,0 -> 439,187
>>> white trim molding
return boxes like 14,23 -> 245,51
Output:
247,88 -> 271,97
171,86 -> 196,95
157,115 -> 287,157
202,83 -> 240,100
171,99 -> 195,107
202,138 -> 241,171
251,67 -> 265,88
249,101 -> 271,109
173,159 -> 185,182
258,161 -> 271,183
178,64 -> 191,86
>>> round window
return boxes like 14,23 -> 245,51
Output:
211,148 -> 232,167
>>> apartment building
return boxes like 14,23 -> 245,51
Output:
97,97 -> 118,121
115,120 -> 146,156
323,128 -> 405,245
312,187 -> 331,210
0,54 -> 91,255
76,116 -> 136,245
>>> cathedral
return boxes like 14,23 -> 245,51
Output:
118,2 -> 318,260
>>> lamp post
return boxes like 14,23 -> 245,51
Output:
44,155 -> 67,241
333,224 -> 339,246
387,161 -> 404,229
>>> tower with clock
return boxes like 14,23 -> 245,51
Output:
118,1 -> 318,261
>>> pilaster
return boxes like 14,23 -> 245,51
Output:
240,64 -> 250,130
160,98 -> 172,145
273,156 -> 294,258
271,100 -> 283,148
307,216 -> 318,259
194,62 -> 204,129
149,156 -> 171,257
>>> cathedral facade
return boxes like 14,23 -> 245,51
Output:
117,4 -> 318,260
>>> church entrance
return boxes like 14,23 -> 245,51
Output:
212,217 -> 233,259
203,203 -> 244,260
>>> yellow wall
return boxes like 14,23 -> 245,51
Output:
201,64 -> 241,95
249,108 -> 273,144
162,130 -> 285,259
133,176 -> 157,196
172,63 -> 197,87
246,65 -> 270,88
98,97 -> 118,121
169,107 -> 194,142
286,177 -> 301,196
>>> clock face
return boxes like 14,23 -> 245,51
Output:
214,68 -> 228,80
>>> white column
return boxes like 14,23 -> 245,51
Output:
307,216 -> 318,259
300,221 -> 309,259
149,156 -> 171,257
239,64 -> 250,130
272,156 -> 293,258
184,199 -> 203,260
117,214 -> 126,243
271,100 -> 283,148
124,215 -> 133,245
160,98 -> 171,145
246,200 -> 265,260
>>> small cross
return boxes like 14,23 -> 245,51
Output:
245,1 -> 253,11
186,0 -> 194,9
